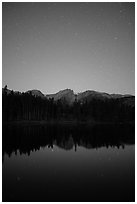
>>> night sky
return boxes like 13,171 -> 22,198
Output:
2,2 -> 135,95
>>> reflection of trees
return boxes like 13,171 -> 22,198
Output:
2,124 -> 134,162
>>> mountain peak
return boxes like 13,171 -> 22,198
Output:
57,88 -> 74,94
46,89 -> 75,103
26,89 -> 45,98
2,87 -> 134,106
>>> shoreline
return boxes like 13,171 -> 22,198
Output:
2,120 -> 135,126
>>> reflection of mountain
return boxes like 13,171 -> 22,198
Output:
3,124 -> 134,161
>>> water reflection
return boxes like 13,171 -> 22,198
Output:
2,123 -> 135,202
3,123 -> 134,160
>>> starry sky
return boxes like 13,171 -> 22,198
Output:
2,2 -> 135,95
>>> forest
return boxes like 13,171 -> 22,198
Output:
2,87 -> 135,123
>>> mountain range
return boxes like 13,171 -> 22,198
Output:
2,87 -> 135,107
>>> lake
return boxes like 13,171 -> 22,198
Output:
2,123 -> 135,202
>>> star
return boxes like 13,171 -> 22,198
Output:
128,22 -> 132,26
119,8 -> 126,14
114,36 -> 118,40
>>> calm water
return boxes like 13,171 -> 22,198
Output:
2,123 -> 135,202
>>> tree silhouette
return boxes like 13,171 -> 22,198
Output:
2,88 -> 135,123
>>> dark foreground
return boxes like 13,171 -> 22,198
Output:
2,123 -> 135,202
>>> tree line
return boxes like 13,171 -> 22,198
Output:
2,88 -> 135,123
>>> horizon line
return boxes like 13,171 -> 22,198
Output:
2,86 -> 135,96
